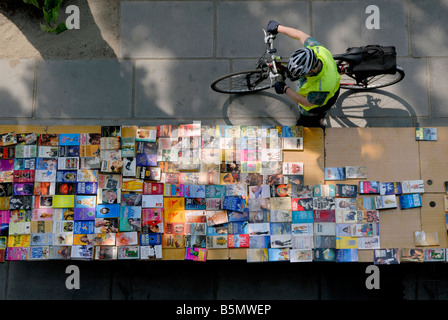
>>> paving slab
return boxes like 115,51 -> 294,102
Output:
134,59 -> 229,119
410,0 -> 448,57
0,60 -> 35,118
35,60 -> 133,119
428,58 -> 448,117
216,1 -> 310,58
312,0 -> 409,56
120,1 -> 214,59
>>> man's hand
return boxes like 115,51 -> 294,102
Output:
267,20 -> 280,35
274,81 -> 287,94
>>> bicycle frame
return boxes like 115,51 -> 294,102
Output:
259,29 -> 288,86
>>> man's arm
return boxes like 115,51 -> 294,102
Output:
277,25 -> 311,46
284,86 -> 314,107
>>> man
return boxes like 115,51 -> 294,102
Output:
267,20 -> 341,128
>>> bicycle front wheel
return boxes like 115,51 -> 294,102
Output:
336,59 -> 405,90
210,69 -> 272,94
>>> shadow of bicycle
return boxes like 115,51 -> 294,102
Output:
328,89 -> 419,128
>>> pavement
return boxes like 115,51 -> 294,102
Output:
1,0 -> 448,302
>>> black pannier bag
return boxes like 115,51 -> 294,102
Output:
349,45 -> 397,81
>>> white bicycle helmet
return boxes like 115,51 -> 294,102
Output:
288,48 -> 318,79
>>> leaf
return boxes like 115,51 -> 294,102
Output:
51,6 -> 59,23
40,23 -> 56,33
55,22 -> 68,35
43,8 -> 52,25
23,0 -> 41,8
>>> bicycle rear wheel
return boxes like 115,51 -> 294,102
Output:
210,69 -> 272,94
336,59 -> 405,90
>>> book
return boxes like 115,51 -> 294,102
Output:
415,127 -> 437,141
314,248 -> 336,262
414,230 -> 439,246
246,248 -> 269,262
117,246 -> 140,259
398,194 -> 422,209
313,184 -> 336,197
373,248 -> 399,265
345,166 -> 367,179
324,167 -> 346,180
268,248 -> 290,261
184,247 -> 207,262
313,210 -> 335,223
290,249 -> 313,262
335,184 -> 357,198
359,181 -> 380,194
379,182 -> 402,195
140,245 -> 162,260
94,246 -> 118,260
282,162 -> 303,175
401,180 -> 425,194
400,248 -> 424,262
374,195 -> 397,210
424,248 -> 445,262
227,234 -> 249,248
71,245 -> 93,260
336,249 -> 358,262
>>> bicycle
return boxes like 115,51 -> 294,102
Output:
210,29 -> 405,94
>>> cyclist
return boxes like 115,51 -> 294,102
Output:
267,20 -> 341,128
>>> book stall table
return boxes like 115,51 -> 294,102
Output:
0,125 -> 446,264
325,127 -> 447,263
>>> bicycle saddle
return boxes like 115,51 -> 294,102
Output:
333,47 -> 363,64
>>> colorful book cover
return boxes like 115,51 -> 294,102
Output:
399,194 -> 422,209
59,134 -> 80,146
136,153 -> 157,167
313,210 -> 335,222
184,247 -> 207,262
6,247 -> 29,261
415,127 -> 437,141
335,184 -> 357,198
313,184 -> 336,197
142,182 -> 164,195
374,248 -> 400,265
424,248 -> 445,262
400,248 -> 424,262
290,249 -> 313,262
96,204 -> 120,218
94,246 -> 118,260
374,195 -> 397,210
73,208 -> 95,220
324,167 -> 346,181
73,220 -> 95,234
119,206 -> 142,232
140,233 -> 162,246
359,181 -> 380,194
115,232 -> 139,246
336,249 -> 358,262
118,245 -> 140,260
28,246 -> 50,260
52,195 -> 75,208
140,244 -> 162,260
71,245 -> 93,260
380,182 -> 402,195
314,248 -> 336,262
222,196 -> 246,212
142,195 -> 164,208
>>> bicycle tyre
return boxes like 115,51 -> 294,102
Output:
210,69 -> 272,94
335,58 -> 405,90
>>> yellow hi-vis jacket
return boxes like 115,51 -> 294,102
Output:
297,45 -> 341,111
